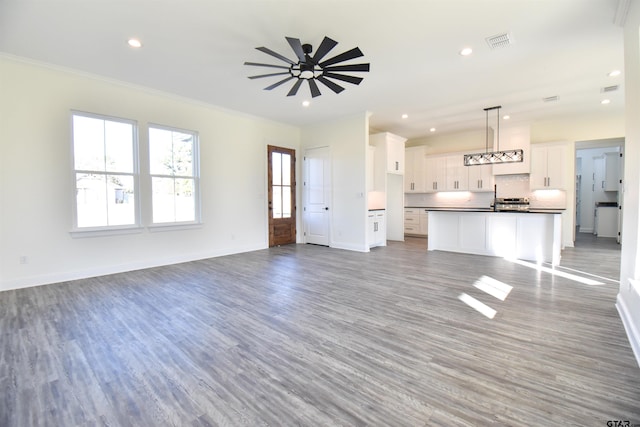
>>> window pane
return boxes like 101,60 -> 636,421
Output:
105,120 -> 134,173
73,115 -> 105,171
76,173 -> 108,227
282,153 -> 291,186
107,175 -> 135,225
149,128 -> 174,175
152,177 -> 176,223
282,185 -> 291,218
272,152 -> 281,186
175,178 -> 195,222
272,186 -> 282,218
173,132 -> 193,176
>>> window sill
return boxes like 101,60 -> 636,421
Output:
147,222 -> 203,233
70,226 -> 144,238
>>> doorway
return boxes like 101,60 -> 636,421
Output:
268,145 -> 296,247
575,138 -> 624,245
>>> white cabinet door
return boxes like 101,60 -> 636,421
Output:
386,135 -> 406,174
405,146 -> 426,192
529,144 -> 548,190
425,156 -> 446,192
545,144 -> 567,190
468,164 -> 494,192
445,154 -> 468,191
530,143 -> 567,190
369,211 -> 386,247
604,152 -> 620,191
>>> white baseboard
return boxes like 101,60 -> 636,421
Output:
616,287 -> 640,368
0,244 -> 267,292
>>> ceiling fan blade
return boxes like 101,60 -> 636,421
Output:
287,79 -> 304,96
248,71 -> 291,79
323,63 -> 370,73
244,61 -> 291,70
311,36 -> 338,64
308,79 -> 322,98
319,47 -> 364,67
256,46 -> 296,65
317,76 -> 345,94
286,37 -> 306,63
264,75 -> 295,90
323,72 -> 364,85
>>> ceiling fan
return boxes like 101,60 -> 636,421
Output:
244,36 -> 370,98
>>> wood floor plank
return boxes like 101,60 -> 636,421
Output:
0,236 -> 638,426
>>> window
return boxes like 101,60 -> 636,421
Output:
149,125 -> 200,224
72,112 -> 139,229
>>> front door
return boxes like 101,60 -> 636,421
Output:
304,146 -> 331,246
268,145 -> 296,246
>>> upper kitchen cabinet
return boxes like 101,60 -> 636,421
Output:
371,132 -> 407,175
492,125 -> 531,175
425,155 -> 447,192
530,142 -> 569,190
468,163 -> 495,192
405,146 -> 427,192
444,154 -> 468,191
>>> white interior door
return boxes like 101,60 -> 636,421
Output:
304,146 -> 331,246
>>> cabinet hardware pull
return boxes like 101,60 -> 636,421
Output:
395,161 -> 399,171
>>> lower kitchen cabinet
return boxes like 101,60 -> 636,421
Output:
404,208 -> 428,236
368,210 -> 386,248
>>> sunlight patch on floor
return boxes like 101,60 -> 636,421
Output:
508,259 -> 604,285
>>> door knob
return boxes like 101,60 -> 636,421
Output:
324,207 -> 329,211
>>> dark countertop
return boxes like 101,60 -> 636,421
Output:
408,207 -> 565,214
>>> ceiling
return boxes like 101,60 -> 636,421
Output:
0,0 -> 627,140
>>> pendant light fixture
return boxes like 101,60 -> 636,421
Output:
463,105 -> 524,166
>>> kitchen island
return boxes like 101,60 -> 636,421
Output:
427,209 -> 563,266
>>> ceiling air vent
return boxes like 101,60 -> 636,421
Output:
602,85 -> 619,93
543,95 -> 559,103
485,33 -> 512,50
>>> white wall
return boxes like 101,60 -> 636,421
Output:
0,56 -> 301,290
301,113 -> 369,252
618,1 -> 640,366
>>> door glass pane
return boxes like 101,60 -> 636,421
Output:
282,185 -> 291,218
273,186 -> 282,218
282,153 -> 291,186
272,152 -> 282,185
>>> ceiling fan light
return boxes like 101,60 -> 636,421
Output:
300,70 -> 314,79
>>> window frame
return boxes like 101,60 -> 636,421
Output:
70,110 -> 141,236
147,123 -> 201,228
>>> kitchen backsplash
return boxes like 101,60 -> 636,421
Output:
405,174 -> 567,209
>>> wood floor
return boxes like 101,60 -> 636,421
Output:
1,235 -> 639,426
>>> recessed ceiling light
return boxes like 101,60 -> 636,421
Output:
608,70 -> 621,77
430,127 -> 436,132
459,47 -> 473,56
127,38 -> 142,48
503,115 -> 510,120
601,99 -> 611,105
402,114 -> 408,119
302,100 -> 310,107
